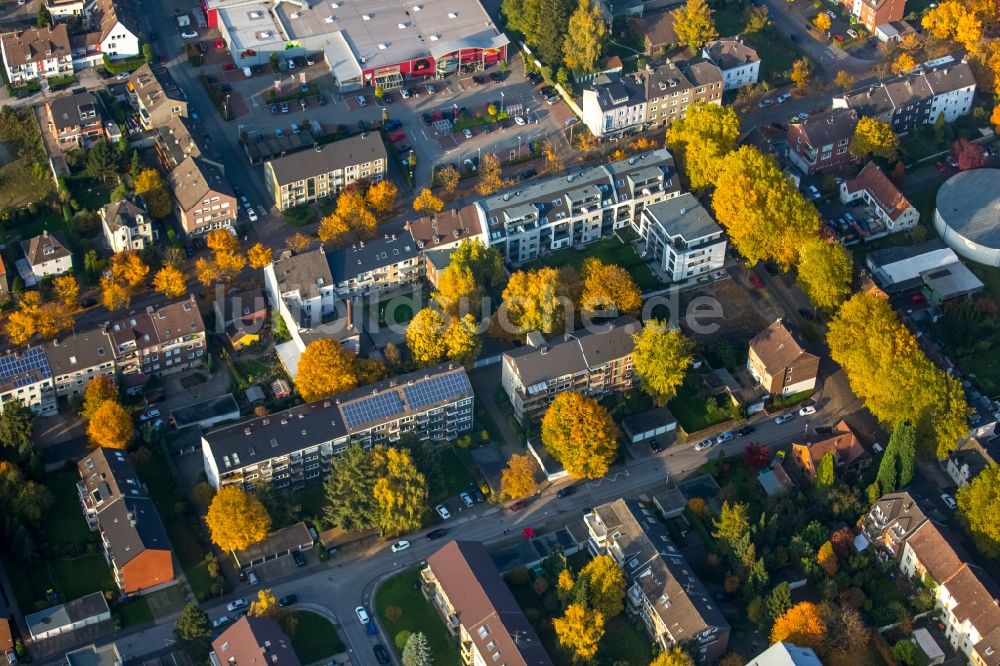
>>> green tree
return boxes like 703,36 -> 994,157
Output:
816,452 -> 835,487
37,2 -> 52,27
631,320 -> 694,406
889,419 -> 916,487
767,582 -> 793,621
673,0 -> 718,51
875,443 -> 900,496
323,443 -> 379,532
957,464 -> 1000,556
578,555 -> 626,617
85,139 -> 118,182
0,400 -> 35,459
402,632 -> 432,666
174,602 -> 212,658
143,43 -> 154,64
562,0 -> 606,73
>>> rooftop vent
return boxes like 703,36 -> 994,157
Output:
362,13 -> 372,20
448,11 -> 457,17
378,43 -> 387,49
429,34 -> 439,40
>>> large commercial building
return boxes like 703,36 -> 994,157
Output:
201,364 -> 474,490
934,168 -> 1000,267
202,0 -> 508,92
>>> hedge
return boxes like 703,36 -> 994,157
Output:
47,74 -> 76,91
265,83 -> 318,103
102,53 -> 145,75
6,79 -> 41,96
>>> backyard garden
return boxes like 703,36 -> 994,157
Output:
524,236 -> 661,292
376,569 -> 461,666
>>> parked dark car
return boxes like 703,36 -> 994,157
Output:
472,75 -> 485,85
397,144 -> 411,153
426,528 -> 449,541
556,486 -> 577,498
316,93 -> 328,105
507,501 -> 527,512
798,308 -> 814,320
81,297 -> 98,308
373,645 -> 390,665
292,551 -> 306,567
278,594 -> 298,607
790,33 -> 802,43
384,119 -> 402,130
490,71 -> 503,82
183,242 -> 196,257
734,425 -> 754,437
472,488 -> 485,503
519,168 -> 537,180
217,84 -> 232,93
649,439 -> 663,453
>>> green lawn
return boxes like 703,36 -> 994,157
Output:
44,472 -> 94,547
290,611 -> 345,662
668,376 -> 733,433
524,237 -> 661,292
51,556 -> 115,599
66,176 -> 113,210
375,570 -> 460,666
711,6 -> 799,85
282,205 -> 318,227
119,597 -> 154,627
432,446 -> 476,502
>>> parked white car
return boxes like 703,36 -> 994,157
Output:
390,540 -> 411,553
355,606 -> 370,624
798,405 -> 817,416
436,504 -> 451,520
226,598 -> 248,612
181,30 -> 198,39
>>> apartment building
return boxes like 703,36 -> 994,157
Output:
747,643 -> 823,666
840,161 -> 918,235
585,498 -> 730,660
476,150 -> 681,265
45,332 -> 116,399
643,58 -> 723,129
201,364 -> 474,490
581,74 -> 647,139
154,115 -> 224,172
127,64 -> 187,130
103,295 -> 206,393
832,55 -> 976,134
638,193 -> 727,282
0,347 -> 56,416
422,541 -> 554,666
327,231 -> 423,299
101,200 -> 156,253
747,320 -> 820,396
406,205 -> 488,253
501,317 -> 639,422
21,231 -> 73,280
701,38 -> 760,91
863,490 -> 930,558
46,90 -> 104,147
77,448 -> 174,595
167,156 -> 237,235
0,24 -> 73,85
786,108 -> 859,175
263,134 -> 388,211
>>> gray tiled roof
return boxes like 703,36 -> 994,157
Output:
271,247 -> 335,301
264,133 -> 388,186
21,231 -> 71,266
327,225 -> 420,283
48,90 -> 99,131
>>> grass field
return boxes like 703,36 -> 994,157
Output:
290,611 -> 345,662
45,472 -> 94,547
431,446 -> 477,502
375,569 -> 460,666
669,376 -> 733,433
119,597 -> 154,627
523,237 -> 661,292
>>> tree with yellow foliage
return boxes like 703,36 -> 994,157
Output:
579,258 -> 642,316
318,190 -> 377,245
562,0 -> 606,72
812,12 -> 831,32
922,1 -> 982,52
247,243 -> 273,270
992,105 -> 1000,132
433,264 -> 480,317
673,0 -> 717,51
412,188 -> 444,214
406,308 -> 447,366
553,603 -> 604,661
366,180 -> 398,218
712,146 -> 820,269
294,338 -> 359,402
5,291 -> 72,344
87,399 -> 133,449
5,308 -> 35,346
437,165 -> 461,193
579,555 -> 626,617
771,602 -> 827,651
796,238 -> 853,310
500,453 -> 537,499
665,102 -> 741,191
790,58 -> 813,93
248,589 -> 279,618
632,319 -> 693,406
500,267 -> 568,335
371,446 -> 428,536
206,229 -> 240,255
817,541 -> 839,577
53,275 -> 79,309
630,136 -> 657,153
285,233 -> 311,254
541,139 -> 562,172
194,257 -> 221,287
134,168 -> 173,218
477,153 -> 506,196
833,70 -> 855,90
541,392 -> 619,478
82,375 -> 117,420
849,116 -> 899,160
892,52 -> 917,74
443,313 -> 481,367
205,486 -> 271,552
650,647 -> 695,666
153,264 -> 187,298
214,251 -> 247,282
110,251 -> 149,289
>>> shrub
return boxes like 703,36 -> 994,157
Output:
394,631 -> 412,651
507,566 -> 531,586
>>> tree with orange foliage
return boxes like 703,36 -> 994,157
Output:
412,188 -> 444,214
153,264 -> 187,298
110,251 -> 149,288
52,275 -> 79,309
500,453 -> 537,499
87,399 -> 133,449
892,52 -> 916,74
294,338 -> 359,402
770,602 -> 827,651
318,190 -> 376,245
194,257 -> 221,287
101,276 -> 131,311
247,243 -> 273,270
817,541 -> 839,577
82,375 -> 117,420
365,180 -> 398,217
579,257 -> 642,316
285,233 -> 311,253
206,229 -> 240,255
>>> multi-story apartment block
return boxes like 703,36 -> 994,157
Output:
46,90 -> 104,147
127,64 -> 187,131
585,499 -> 730,660
326,231 -> 423,299
786,108 -> 859,175
263,134 -> 388,211
702,38 -> 760,91
406,205 -> 488,253
101,200 -> 156,252
832,55 -> 976,134
45,332 -> 116,399
77,448 -> 174,595
476,150 -> 680,265
839,0 -> 906,33
639,193 -> 727,282
840,161 -> 918,235
643,58 -> 723,129
0,24 -> 73,85
103,295 -> 206,394
21,231 -> 73,280
201,363 -> 474,490
422,541 -> 554,666
154,115 -> 224,173
581,74 -> 647,139
747,319 -> 820,396
502,317 -> 639,422
167,156 -> 237,236
0,347 -> 56,416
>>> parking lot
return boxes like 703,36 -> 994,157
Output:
196,48 -> 573,186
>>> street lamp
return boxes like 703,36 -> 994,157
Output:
499,90 -> 504,114
225,93 -> 231,120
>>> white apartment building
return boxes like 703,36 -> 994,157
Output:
702,38 -> 760,91
581,75 -> 647,139
0,347 -> 57,416
0,24 -> 73,85
638,193 -> 727,282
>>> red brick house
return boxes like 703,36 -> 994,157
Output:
791,419 -> 872,482
786,108 -> 859,175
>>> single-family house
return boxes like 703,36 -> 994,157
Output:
840,162 -> 919,236
101,200 -> 156,253
746,320 -> 820,396
790,419 -> 872,481
702,38 -> 760,91
21,230 -> 73,279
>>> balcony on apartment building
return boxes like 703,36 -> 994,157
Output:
627,581 -> 646,608
76,482 -> 101,530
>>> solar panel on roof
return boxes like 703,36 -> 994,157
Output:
0,347 -> 52,388
341,391 -> 406,429
403,371 -> 472,410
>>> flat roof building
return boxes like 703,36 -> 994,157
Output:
934,168 -> 1000,267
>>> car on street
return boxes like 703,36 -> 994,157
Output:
799,308 -> 814,320
472,489 -> 486,502
941,493 -> 958,510
280,102 -> 289,113
807,185 -> 821,200
776,92 -> 792,103
278,594 -> 298,607
774,413 -> 795,425
384,119 -> 402,130
436,504 -> 451,520
274,128 -> 284,138
355,606 -> 370,624
373,645 -> 390,665
425,84 -> 436,93
847,28 -> 859,38
514,115 -> 527,125
356,95 -> 367,107
227,598 -> 248,612
269,104 -> 278,114
735,425 -> 754,437
825,10 -> 836,18
749,271 -> 764,288
508,500 -> 527,511
290,123 -> 301,134
757,98 -> 773,108
397,144 -> 411,153
212,615 -> 230,629
391,540 -> 411,553
400,88 -> 411,98
798,405 -> 817,416
464,158 -> 477,171
247,208 -> 258,223
460,492 -> 474,508
181,30 -> 198,39
389,130 -> 406,142
546,95 -> 559,105
292,550 -> 306,567
716,431 -> 735,445
426,528 -> 450,540
472,75 -> 485,85
382,93 -> 394,104
81,297 -> 98,308
463,128 -> 474,139
316,94 -> 328,105
833,33 -> 845,40
694,439 -> 715,451
556,486 -> 577,498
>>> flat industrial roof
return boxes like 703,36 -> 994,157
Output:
936,168 -> 1000,250
217,2 -> 284,51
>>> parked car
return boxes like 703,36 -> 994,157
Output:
227,598 -> 248,612
397,144 -> 411,153
247,208 -> 258,223
847,28 -> 859,38
776,92 -> 792,103
384,119 -> 403,130
248,570 -> 259,585
389,130 -> 406,142
649,439 -> 663,453
716,431 -> 735,445
278,594 -> 298,607
356,95 -> 367,107
212,615 -> 231,629
390,540 -> 411,553
472,489 -> 486,503
292,550 -> 306,567
463,158 -> 476,171
798,405 -> 817,416
807,185 -> 821,199
355,606 -> 370,624
5,650 -> 16,665
790,33 -> 802,43
757,98 -> 773,108
290,123 -> 301,134
463,128 -> 474,139
460,492 -> 474,508
834,33 -> 845,41
373,645 -> 390,665
520,168 -> 537,180
774,413 -> 795,425
425,84 -> 436,93
694,439 -> 715,451
316,93 -> 328,105
749,271 -> 764,289
274,128 -> 284,138
269,104 -> 278,114
825,10 -> 836,18
181,30 -> 198,39
941,493 -> 958,510
426,528 -> 449,540
81,297 -> 98,308
400,88 -> 411,98
514,115 -> 526,125
556,486 -> 577,498
436,504 -> 451,520
139,409 -> 161,422
507,500 -> 527,511
735,425 -> 754,437
280,102 -> 289,113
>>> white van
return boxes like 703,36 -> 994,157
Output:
243,66 -> 252,78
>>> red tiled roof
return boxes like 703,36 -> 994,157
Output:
844,161 -> 914,221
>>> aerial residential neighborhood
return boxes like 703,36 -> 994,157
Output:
0,0 -> 998,662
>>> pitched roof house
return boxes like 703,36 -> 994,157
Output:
786,108 -> 859,175
701,38 -> 760,91
746,320 -> 820,396
167,156 -> 237,235
863,490 -> 929,557
840,162 -> 918,236
127,64 -> 187,130
209,617 -> 300,666
790,419 -> 872,481
21,230 -> 73,279
46,90 -> 104,147
101,199 -> 156,253
0,24 -> 73,85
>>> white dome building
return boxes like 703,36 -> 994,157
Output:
934,168 -> 1000,267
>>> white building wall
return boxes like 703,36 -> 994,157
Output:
100,23 -> 140,59
720,61 -> 759,91
781,376 -> 816,396
664,236 -> 726,281
928,86 -> 975,124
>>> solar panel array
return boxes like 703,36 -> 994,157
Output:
0,347 -> 52,390
403,371 -> 473,410
341,391 -> 406,430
